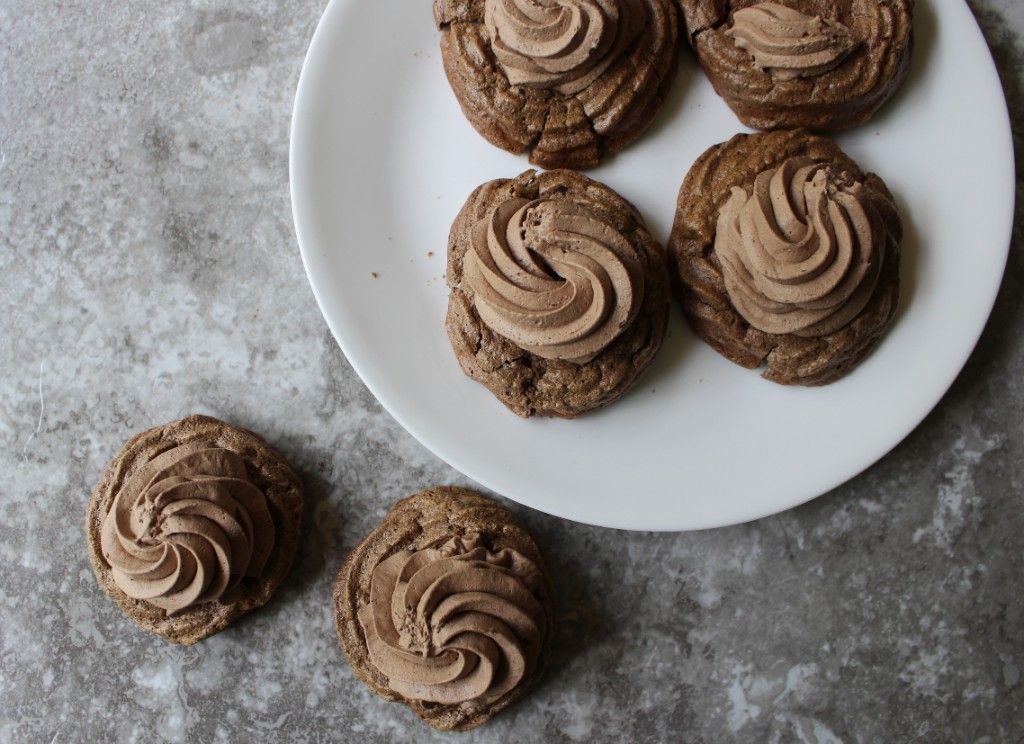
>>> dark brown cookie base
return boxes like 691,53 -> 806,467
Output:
678,0 -> 914,131
667,129 -> 902,385
435,0 -> 679,169
85,415 -> 304,645
333,486 -> 554,732
446,169 -> 670,417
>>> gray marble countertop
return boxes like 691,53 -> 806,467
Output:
1,1 -> 1021,742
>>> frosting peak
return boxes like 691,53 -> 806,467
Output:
357,533 -> 545,705
464,194 -> 645,363
99,443 -> 276,615
484,0 -> 645,95
727,2 -> 856,81
714,157 -> 884,336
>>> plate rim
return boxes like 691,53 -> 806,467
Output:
289,0 -> 1016,531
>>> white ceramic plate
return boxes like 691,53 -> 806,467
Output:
290,0 -> 1014,531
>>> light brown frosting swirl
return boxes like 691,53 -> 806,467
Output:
464,195 -> 645,363
357,533 -> 545,705
715,157 -> 884,336
727,2 -> 856,81
484,0 -> 645,95
99,443 -> 276,616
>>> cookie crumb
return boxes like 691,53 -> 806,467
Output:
427,251 -> 434,257
371,272 -> 379,279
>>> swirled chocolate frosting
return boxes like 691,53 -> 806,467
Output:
99,443 -> 276,616
357,533 -> 545,705
727,2 -> 856,81
463,195 -> 645,363
484,0 -> 645,95
714,157 -> 884,336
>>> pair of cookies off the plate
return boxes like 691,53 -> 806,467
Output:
436,0 -> 913,167
88,417 -> 550,730
446,129 -> 903,415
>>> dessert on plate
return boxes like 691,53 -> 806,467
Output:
667,128 -> 903,384
445,168 -> 670,417
86,415 -> 304,645
677,0 -> 914,130
334,486 -> 554,731
435,0 -> 680,168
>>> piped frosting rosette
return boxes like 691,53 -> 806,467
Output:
357,533 -> 545,705
484,0 -> 646,95
100,443 -> 276,615
464,194 -> 645,363
714,156 -> 885,337
727,2 -> 857,80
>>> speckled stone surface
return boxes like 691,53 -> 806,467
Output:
0,1 -> 1021,741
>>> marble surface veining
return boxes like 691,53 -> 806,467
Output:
1,1 -> 1022,742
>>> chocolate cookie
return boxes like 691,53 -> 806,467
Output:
86,415 -> 304,645
446,169 -> 670,417
435,0 -> 679,169
678,0 -> 914,131
334,486 -> 553,732
667,129 -> 902,385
